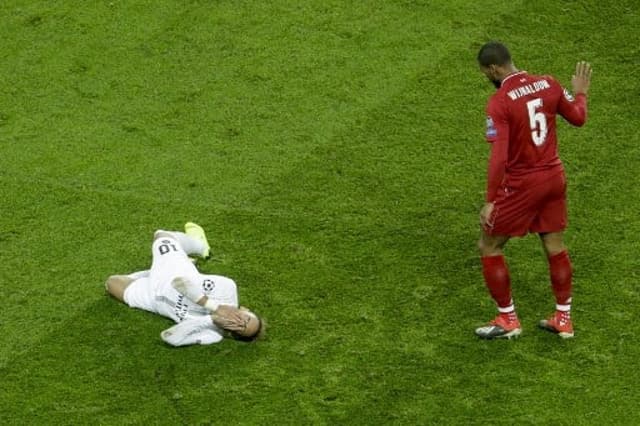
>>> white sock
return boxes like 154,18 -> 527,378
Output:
168,231 -> 206,256
498,304 -> 515,314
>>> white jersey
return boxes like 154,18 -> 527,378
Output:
123,236 -> 240,345
153,273 -> 239,322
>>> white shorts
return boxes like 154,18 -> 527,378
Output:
123,277 -> 157,313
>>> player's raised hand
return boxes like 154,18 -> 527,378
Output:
572,61 -> 592,95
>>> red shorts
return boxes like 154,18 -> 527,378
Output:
485,171 -> 567,237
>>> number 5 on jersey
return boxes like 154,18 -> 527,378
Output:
526,98 -> 548,146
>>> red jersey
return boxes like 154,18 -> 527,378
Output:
484,71 -> 587,202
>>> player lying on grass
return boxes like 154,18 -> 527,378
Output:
105,222 -> 264,346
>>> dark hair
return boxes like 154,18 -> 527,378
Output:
477,42 -> 512,67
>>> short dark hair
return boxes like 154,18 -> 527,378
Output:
477,42 -> 512,67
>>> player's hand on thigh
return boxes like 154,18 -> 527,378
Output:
479,202 -> 495,227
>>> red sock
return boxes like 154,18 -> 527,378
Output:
481,255 -> 513,310
548,250 -> 573,307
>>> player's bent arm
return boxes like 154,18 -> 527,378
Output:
160,317 -> 224,346
105,275 -> 135,303
170,277 -> 219,311
558,93 -> 587,127
558,61 -> 591,127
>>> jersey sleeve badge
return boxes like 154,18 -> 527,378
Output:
486,116 -> 497,138
563,88 -> 575,102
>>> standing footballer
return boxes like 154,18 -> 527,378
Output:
473,41 -> 592,339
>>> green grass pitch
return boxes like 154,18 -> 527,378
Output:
1,0 -> 639,424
